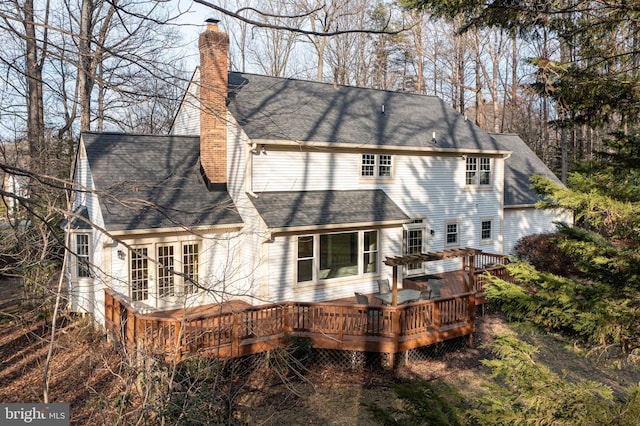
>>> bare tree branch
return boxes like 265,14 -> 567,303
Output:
194,0 -> 411,36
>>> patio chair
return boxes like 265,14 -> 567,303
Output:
354,292 -> 369,304
428,281 -> 442,299
419,290 -> 432,300
377,279 -> 391,294
354,292 -> 383,332
376,279 -> 392,305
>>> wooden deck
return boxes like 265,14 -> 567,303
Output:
104,251 -> 512,368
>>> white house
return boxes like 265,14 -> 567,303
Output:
65,21 -> 568,324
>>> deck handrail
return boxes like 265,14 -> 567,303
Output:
104,288 -> 476,363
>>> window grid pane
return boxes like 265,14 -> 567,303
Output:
76,234 -> 90,278
446,223 -> 458,245
297,236 -> 314,283
183,244 -> 199,294
479,157 -> 491,185
131,248 -> 148,301
158,245 -> 175,298
481,220 -> 492,240
466,157 -> 477,185
363,231 -> 378,274
361,154 -> 375,176
407,229 -> 423,271
378,155 -> 392,177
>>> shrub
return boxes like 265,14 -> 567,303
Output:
512,233 -> 580,277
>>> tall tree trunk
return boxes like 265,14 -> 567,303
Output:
79,0 -> 94,131
414,12 -> 424,94
473,30 -> 483,127
24,0 -> 45,174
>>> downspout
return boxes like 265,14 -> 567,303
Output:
246,142 -> 258,198
499,152 -> 511,254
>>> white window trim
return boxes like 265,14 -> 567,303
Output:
74,233 -> 91,279
480,217 -> 494,244
129,246 -> 150,302
295,230 -> 380,286
360,153 -> 394,179
465,156 -> 492,187
403,219 -> 426,276
128,240 -> 200,303
155,241 -> 201,299
445,220 -> 460,248
296,235 -> 315,284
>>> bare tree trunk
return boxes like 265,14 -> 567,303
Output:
473,30 -> 483,128
24,0 -> 46,173
79,0 -> 93,131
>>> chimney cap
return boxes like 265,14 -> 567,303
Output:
205,18 -> 220,24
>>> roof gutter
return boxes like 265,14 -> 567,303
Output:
251,139 -> 511,156
266,218 -> 409,236
108,222 -> 244,237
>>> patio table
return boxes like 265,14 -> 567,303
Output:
374,289 -> 422,305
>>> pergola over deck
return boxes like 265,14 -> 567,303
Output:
384,247 -> 483,306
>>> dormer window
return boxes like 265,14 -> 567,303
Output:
466,156 -> 491,186
361,154 -> 392,178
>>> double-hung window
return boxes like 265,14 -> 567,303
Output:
363,231 -> 378,274
445,221 -> 459,247
466,156 -> 491,186
361,154 -> 392,178
75,234 -> 90,278
481,219 -> 493,242
297,236 -> 315,283
296,230 -> 379,284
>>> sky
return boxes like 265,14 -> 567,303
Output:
173,1 -> 216,69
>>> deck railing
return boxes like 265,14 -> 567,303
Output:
104,288 -> 476,364
465,252 -> 513,296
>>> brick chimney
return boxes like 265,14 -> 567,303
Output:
199,18 -> 229,190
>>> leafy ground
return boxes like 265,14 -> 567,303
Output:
2,280 -> 640,425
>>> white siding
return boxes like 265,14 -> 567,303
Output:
247,149 -> 511,303
226,116 -> 269,304
68,141 -> 109,323
170,69 -> 201,135
503,207 -> 571,255
253,150 -> 505,252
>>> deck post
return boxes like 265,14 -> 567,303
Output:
174,321 -> 182,362
391,265 -> 398,307
125,306 -> 135,349
467,292 -> 476,348
388,266 -> 401,370
231,312 -> 239,357
468,254 -> 476,293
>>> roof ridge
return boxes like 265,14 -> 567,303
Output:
82,131 -> 199,139
228,70 -> 443,100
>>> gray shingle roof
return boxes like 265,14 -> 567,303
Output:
249,189 -> 409,230
81,132 -> 242,231
60,206 -> 91,230
228,72 -> 504,151
491,133 -> 564,206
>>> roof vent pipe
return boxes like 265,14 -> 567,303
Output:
381,104 -> 385,114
